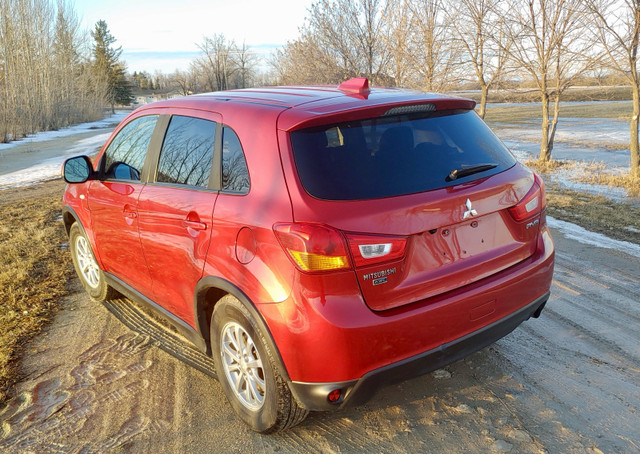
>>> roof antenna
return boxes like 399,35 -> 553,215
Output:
338,77 -> 370,95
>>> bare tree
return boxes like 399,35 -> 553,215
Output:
231,42 -> 258,89
170,69 -> 195,95
270,30 -> 347,85
383,0 -> 415,86
272,0 -> 395,85
448,0 -> 510,118
195,34 -> 235,91
406,0 -> 464,92
585,0 -> 640,178
503,0 -> 594,161
0,0 -> 105,143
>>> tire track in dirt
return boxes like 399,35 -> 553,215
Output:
486,245 -> 640,453
102,297 -> 216,378
0,331 -> 169,453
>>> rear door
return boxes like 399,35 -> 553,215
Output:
137,113 -> 220,325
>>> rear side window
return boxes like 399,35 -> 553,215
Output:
103,115 -> 158,181
221,126 -> 250,194
157,116 -> 216,187
290,110 -> 516,200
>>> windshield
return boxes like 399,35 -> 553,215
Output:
290,110 -> 516,200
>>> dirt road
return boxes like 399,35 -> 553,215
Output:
0,208 -> 638,453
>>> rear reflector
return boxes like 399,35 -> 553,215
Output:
273,223 -> 350,272
328,389 -> 342,403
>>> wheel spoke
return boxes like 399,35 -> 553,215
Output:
244,359 -> 261,369
247,379 -> 262,404
223,343 -> 241,364
75,235 -> 101,289
220,321 -> 266,411
234,373 -> 246,394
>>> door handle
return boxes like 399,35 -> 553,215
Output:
123,210 -> 137,219
183,220 -> 207,231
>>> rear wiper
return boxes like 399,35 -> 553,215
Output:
446,163 -> 498,182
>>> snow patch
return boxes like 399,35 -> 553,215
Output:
0,111 -> 128,151
0,133 -> 110,190
548,216 -> 640,258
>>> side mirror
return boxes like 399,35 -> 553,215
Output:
62,156 -> 93,184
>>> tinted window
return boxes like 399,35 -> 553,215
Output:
157,116 -> 216,187
222,126 -> 250,194
104,115 -> 158,180
290,110 -> 516,200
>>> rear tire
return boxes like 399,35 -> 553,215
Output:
211,294 -> 308,433
69,223 -> 118,302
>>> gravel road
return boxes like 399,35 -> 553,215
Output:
0,211 -> 638,453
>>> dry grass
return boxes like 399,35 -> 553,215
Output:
461,85 -> 633,105
521,158 -> 576,174
576,173 -> 640,197
545,187 -> 640,244
522,158 -> 640,197
0,180 -> 71,401
484,101 -> 633,124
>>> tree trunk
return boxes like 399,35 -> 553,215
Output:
547,94 -> 561,158
539,91 -> 551,161
478,84 -> 488,119
631,83 -> 639,179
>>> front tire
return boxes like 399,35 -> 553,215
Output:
211,294 -> 308,433
69,223 -> 117,301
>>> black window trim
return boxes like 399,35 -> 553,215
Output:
146,114 -> 221,192
98,114 -> 165,183
218,124 -> 251,196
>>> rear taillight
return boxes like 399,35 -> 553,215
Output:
273,223 -> 350,272
346,233 -> 407,268
508,173 -> 546,222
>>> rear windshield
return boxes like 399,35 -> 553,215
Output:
290,110 -> 516,200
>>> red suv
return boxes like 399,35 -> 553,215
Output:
62,78 -> 554,433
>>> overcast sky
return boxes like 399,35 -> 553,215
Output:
74,0 -> 314,73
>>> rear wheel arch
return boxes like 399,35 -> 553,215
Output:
193,277 -> 289,380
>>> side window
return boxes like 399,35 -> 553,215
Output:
222,126 -> 250,194
157,116 -> 216,187
103,115 -> 158,181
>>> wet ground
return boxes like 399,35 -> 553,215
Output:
490,117 -> 631,168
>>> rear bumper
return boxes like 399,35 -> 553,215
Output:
289,291 -> 549,411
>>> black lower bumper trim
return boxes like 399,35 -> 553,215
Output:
289,292 -> 550,411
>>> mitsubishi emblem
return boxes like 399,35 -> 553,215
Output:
462,198 -> 478,219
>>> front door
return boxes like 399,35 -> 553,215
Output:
88,115 -> 160,296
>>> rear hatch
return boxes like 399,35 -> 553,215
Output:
282,105 -> 544,311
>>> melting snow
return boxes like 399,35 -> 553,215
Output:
548,216 -> 640,258
0,133 -> 110,190
0,111 -> 127,152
